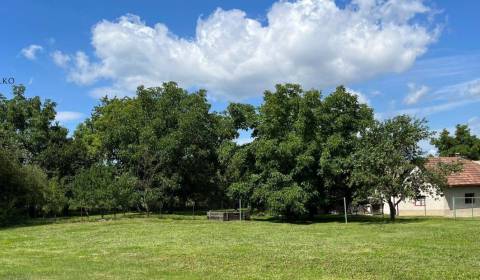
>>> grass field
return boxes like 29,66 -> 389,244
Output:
1,215 -> 480,280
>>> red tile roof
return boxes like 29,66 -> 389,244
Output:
427,157 -> 480,187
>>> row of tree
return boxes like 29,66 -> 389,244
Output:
0,83 -> 465,224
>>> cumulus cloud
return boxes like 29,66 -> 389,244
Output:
404,83 -> 429,105
51,50 -> 71,68
58,0 -> 439,99
21,44 -> 43,60
55,111 -> 85,122
346,88 -> 370,104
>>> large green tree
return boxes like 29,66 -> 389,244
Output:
76,82 -> 235,212
0,85 -> 83,222
223,85 -> 374,218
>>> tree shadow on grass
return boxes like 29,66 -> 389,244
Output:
1,212 -> 451,231
0,213 -> 138,231
251,214 -> 435,225
0,212 -> 210,231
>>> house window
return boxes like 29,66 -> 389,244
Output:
414,196 -> 426,206
465,193 -> 475,204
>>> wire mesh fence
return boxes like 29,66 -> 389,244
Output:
452,196 -> 480,219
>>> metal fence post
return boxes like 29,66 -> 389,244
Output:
343,197 -> 348,224
453,196 -> 456,221
239,198 -> 242,221
472,198 -> 474,219
424,200 -> 427,217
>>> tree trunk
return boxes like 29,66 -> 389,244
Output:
388,199 -> 396,221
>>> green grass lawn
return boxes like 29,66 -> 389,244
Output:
1,215 -> 479,280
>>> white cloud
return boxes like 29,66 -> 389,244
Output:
21,44 -> 43,60
384,99 -> 478,119
346,88 -> 369,104
431,78 -> 480,101
89,86 -> 129,99
467,117 -> 480,136
234,129 -> 254,145
404,83 -> 429,105
58,0 -> 438,100
379,78 -> 480,119
235,136 -> 254,145
51,50 -> 71,68
55,111 -> 85,122
467,80 -> 480,96
419,139 -> 437,156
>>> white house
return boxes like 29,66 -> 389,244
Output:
383,157 -> 480,217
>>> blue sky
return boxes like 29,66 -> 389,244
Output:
1,1 -> 479,152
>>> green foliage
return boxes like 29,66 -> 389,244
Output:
431,125 -> 480,160
71,166 -> 105,215
112,173 -> 138,214
227,103 -> 257,131
0,85 -> 67,168
71,165 -> 137,217
0,148 -> 49,224
41,178 -> 68,217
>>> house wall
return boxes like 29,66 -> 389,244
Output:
444,187 -> 480,217
382,186 -> 480,217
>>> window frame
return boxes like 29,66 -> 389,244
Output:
414,196 -> 426,206
465,193 -> 475,204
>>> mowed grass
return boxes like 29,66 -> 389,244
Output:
1,215 -> 480,280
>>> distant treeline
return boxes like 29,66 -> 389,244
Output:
0,82 -> 466,224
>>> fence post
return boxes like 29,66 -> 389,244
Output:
382,201 -> 384,219
343,197 -> 348,224
239,198 -> 242,221
453,196 -> 456,221
472,198 -> 474,219
424,200 -> 427,217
